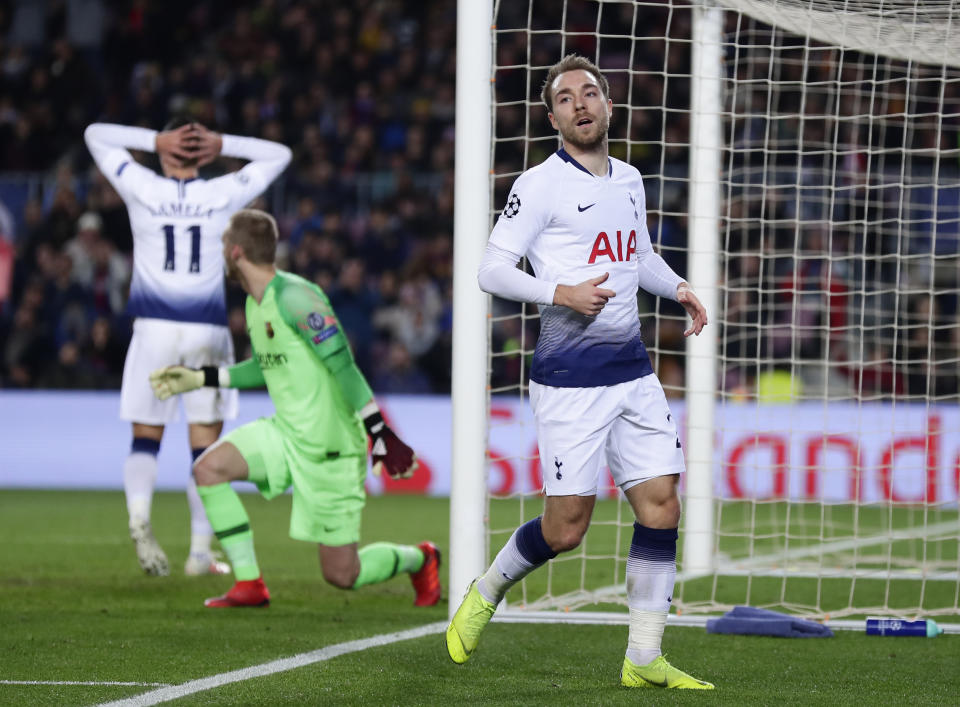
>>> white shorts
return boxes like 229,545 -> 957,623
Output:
120,318 -> 239,425
529,375 -> 685,497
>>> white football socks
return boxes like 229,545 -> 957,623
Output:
186,477 -> 214,556
477,534 -> 535,604
477,518 -> 557,604
123,451 -> 157,527
625,525 -> 678,667
627,609 -> 669,667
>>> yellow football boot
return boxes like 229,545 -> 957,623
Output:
620,655 -> 715,689
445,578 -> 497,664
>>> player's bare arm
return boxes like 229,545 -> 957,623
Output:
677,282 -> 707,337
553,272 -> 616,316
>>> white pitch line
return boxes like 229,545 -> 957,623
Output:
95,621 -> 446,707
0,681 -> 170,687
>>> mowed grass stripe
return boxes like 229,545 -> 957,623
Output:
96,622 -> 446,707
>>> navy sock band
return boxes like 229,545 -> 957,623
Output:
515,516 -> 558,564
191,447 -> 206,462
630,523 -> 678,562
131,437 -> 160,456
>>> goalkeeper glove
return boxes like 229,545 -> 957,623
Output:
149,365 -> 220,401
363,410 -> 418,479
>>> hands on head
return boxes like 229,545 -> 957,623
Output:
155,123 -> 223,168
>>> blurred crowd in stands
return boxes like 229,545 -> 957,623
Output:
0,0 -> 456,392
1,0 -> 957,401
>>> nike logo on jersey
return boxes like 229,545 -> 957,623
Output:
578,202 -> 596,212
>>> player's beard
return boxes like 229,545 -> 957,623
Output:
559,110 -> 609,152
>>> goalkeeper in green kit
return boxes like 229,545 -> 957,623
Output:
149,209 -> 441,608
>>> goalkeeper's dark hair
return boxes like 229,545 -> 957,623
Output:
540,54 -> 610,112
226,209 -> 278,264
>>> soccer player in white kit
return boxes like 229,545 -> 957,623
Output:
446,55 -> 713,689
84,118 -> 291,577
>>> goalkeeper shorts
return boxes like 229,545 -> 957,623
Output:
529,373 -> 685,497
225,416 -> 366,546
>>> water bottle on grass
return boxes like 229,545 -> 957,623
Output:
865,617 -> 943,637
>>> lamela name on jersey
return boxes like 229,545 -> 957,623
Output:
144,201 -> 221,219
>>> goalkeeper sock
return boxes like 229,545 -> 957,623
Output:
123,437 -> 159,525
352,542 -> 424,589
477,516 -> 557,604
186,448 -> 213,556
196,483 -> 260,581
625,523 -> 677,667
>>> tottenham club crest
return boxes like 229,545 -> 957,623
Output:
503,192 -> 521,218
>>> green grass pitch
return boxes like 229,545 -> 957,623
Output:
1,489 -> 958,705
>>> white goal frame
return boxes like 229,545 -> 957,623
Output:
449,0 -> 495,615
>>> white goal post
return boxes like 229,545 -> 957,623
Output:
451,0 -> 960,623
450,0 -> 494,614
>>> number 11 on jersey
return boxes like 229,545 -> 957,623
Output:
162,224 -> 202,273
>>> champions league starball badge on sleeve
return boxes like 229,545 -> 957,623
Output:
503,193 -> 521,218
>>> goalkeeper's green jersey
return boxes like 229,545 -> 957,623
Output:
229,270 -> 371,459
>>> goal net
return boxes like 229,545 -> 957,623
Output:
474,0 -> 960,622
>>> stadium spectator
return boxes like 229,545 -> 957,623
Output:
64,211 -> 103,287
328,257 -> 379,370
371,340 -> 432,395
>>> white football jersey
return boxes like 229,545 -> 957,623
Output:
85,124 -> 292,325
487,149 -> 683,388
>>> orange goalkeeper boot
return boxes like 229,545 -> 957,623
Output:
410,541 -> 442,607
204,577 -> 271,608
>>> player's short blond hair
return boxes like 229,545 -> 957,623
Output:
226,209 -> 278,265
540,54 -> 610,112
